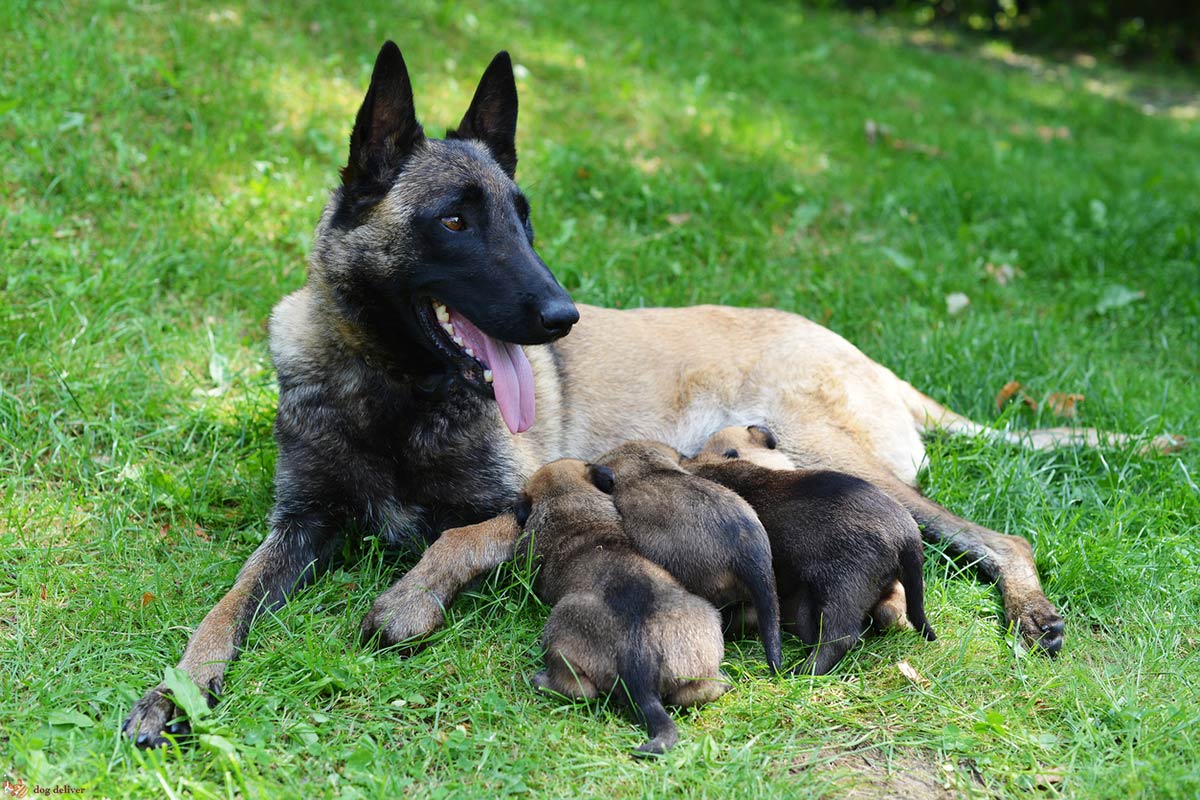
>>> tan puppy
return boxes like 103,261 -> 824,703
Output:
686,426 -> 936,675
593,441 -> 783,673
514,459 -> 729,755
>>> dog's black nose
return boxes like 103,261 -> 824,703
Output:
539,300 -> 579,337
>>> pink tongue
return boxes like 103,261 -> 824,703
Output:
448,310 -> 536,434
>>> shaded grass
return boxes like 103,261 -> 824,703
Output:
2,0 -> 1198,797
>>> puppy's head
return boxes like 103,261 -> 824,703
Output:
594,440 -> 683,481
693,425 -> 795,470
515,458 -> 614,524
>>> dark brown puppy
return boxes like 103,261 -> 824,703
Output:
593,441 -> 783,673
514,459 -> 730,755
686,426 -> 937,676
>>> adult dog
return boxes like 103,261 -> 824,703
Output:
122,42 -> 1169,746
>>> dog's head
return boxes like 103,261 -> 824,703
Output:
312,42 -> 578,434
594,440 -> 685,483
515,458 -> 615,525
689,425 -> 796,470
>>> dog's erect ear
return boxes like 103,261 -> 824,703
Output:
748,424 -> 778,450
447,51 -> 518,177
588,464 -> 616,494
342,41 -> 425,189
513,493 -> 532,527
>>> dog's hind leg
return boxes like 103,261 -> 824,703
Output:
880,477 -> 1064,654
360,513 -> 520,651
122,512 -> 337,747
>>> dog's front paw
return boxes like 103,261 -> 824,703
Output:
122,685 -> 188,748
1009,596 -> 1065,656
360,586 -> 445,654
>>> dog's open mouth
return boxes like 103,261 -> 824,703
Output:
416,298 -> 536,434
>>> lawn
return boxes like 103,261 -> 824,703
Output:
2,1 -> 1198,797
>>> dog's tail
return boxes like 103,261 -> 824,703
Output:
731,519 -> 783,674
897,530 -> 937,642
902,384 -> 1185,454
619,645 -> 677,756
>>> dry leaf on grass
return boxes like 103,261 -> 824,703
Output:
897,660 -> 930,687
665,212 -> 692,226
946,292 -> 970,315
890,137 -> 944,157
995,380 -> 1023,409
1033,770 -> 1065,788
140,592 -> 156,607
1046,392 -> 1085,418
193,524 -> 211,542
985,262 -> 1018,285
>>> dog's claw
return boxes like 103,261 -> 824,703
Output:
123,684 -> 183,748
1012,597 -> 1065,656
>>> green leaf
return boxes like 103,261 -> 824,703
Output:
47,709 -> 93,728
163,666 -> 211,724
198,734 -> 237,759
1095,285 -> 1144,314
880,246 -> 914,271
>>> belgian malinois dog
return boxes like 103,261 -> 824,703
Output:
515,459 -> 729,755
122,41 -> 1179,746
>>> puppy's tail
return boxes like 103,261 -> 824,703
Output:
619,646 -> 677,756
733,523 -> 783,673
898,532 -> 937,642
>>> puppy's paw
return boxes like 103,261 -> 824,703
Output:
360,587 -> 445,655
1008,596 -> 1065,656
122,685 -> 187,748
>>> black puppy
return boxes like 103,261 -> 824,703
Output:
686,426 -> 937,675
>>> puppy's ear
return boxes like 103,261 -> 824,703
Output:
722,448 -> 740,460
588,464 -> 615,494
513,492 -> 532,527
749,424 -> 778,450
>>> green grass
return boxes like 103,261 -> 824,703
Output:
2,0 -> 1198,797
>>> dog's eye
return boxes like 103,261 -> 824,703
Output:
441,215 -> 466,232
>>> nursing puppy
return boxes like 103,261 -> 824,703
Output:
514,459 -> 729,755
686,426 -> 937,676
593,441 -> 783,673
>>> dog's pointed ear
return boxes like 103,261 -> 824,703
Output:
514,493 -> 532,527
588,464 -> 615,494
342,41 -> 425,189
447,51 -> 518,177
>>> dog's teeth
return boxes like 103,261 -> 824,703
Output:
441,322 -> 454,335
452,336 -> 464,347
484,370 -> 493,383
464,347 -> 475,358
435,306 -> 450,323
